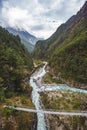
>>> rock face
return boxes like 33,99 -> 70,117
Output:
33,1 -> 87,88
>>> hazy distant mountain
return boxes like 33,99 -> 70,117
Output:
6,27 -> 38,52
0,19 -> 44,52
6,27 -> 38,45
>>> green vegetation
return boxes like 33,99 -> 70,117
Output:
43,72 -> 63,84
2,107 -> 15,116
33,59 -> 43,66
0,109 -> 35,130
33,2 -> 87,86
49,115 -> 87,130
41,91 -> 87,111
40,91 -> 87,130
21,39 -> 34,53
50,34 -> 87,84
0,27 -> 35,130
0,26 -> 33,94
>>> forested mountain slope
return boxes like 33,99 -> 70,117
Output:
0,26 -> 33,93
0,26 -> 35,130
33,1 -> 87,86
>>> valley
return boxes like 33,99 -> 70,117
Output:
33,1 -> 87,90
31,2 -> 87,129
11,62 -> 87,130
0,1 -> 87,130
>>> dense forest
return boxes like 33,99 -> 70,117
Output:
33,1 -> 87,86
0,27 -> 35,130
0,26 -> 33,93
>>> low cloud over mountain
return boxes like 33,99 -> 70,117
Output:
0,0 -> 86,38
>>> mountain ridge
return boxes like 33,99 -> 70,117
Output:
33,1 -> 87,59
33,1 -> 87,88
6,27 -> 38,53
6,27 -> 38,45
0,18 -> 39,52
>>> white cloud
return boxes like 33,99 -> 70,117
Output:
2,7 -> 28,26
0,0 -> 86,38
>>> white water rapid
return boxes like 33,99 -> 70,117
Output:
30,62 -> 87,130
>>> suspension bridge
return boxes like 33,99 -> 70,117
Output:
9,106 -> 87,117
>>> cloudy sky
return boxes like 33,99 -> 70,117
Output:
0,0 -> 86,38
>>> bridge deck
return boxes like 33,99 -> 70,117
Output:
13,107 -> 87,117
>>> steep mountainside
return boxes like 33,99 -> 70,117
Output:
0,26 -> 35,130
0,26 -> 33,92
33,1 -> 87,87
6,27 -> 38,52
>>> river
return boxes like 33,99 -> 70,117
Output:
30,62 -> 87,130
30,62 -> 47,130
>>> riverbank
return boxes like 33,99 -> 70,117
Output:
34,65 -> 87,94
40,91 -> 87,130
30,61 -> 87,130
0,93 -> 35,130
44,65 -> 87,90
